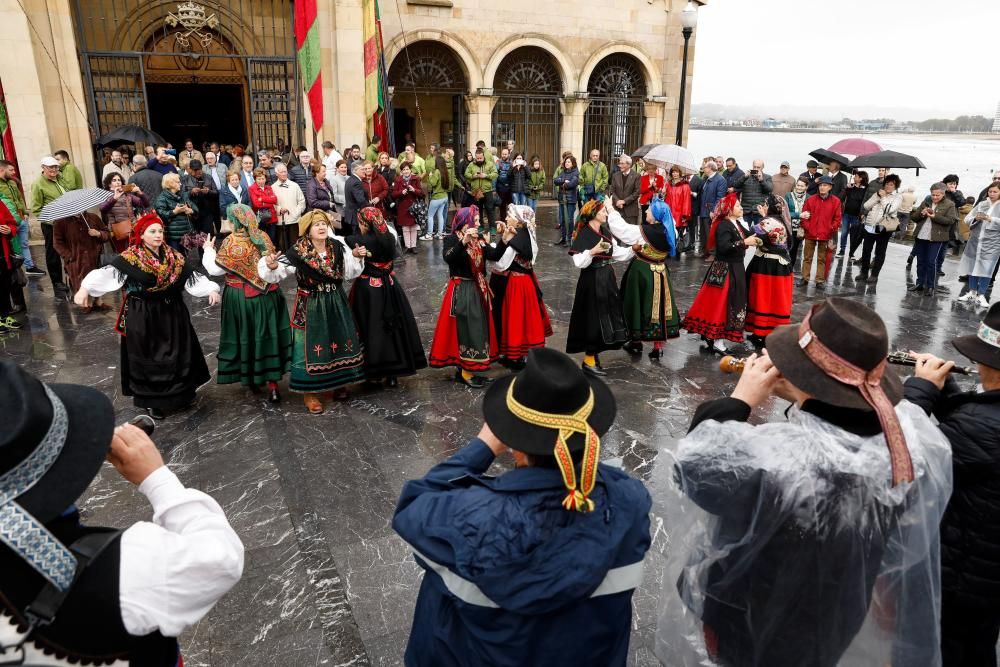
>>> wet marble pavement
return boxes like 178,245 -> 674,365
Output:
0,207 -> 986,666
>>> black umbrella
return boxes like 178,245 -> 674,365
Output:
848,150 -> 926,175
808,148 -> 853,170
95,124 -> 166,148
631,144 -> 658,159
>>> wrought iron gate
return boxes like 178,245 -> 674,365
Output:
247,58 -> 298,153
82,55 -> 149,137
491,47 -> 563,194
583,54 -> 647,164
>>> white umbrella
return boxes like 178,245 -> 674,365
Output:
640,144 -> 699,175
38,188 -> 113,222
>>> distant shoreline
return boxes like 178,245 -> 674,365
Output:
690,125 -> 1000,138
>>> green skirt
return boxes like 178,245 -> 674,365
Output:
217,285 -> 293,386
621,259 -> 680,341
290,287 -> 366,393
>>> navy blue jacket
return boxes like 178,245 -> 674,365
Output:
700,173 -> 727,218
393,438 -> 651,667
723,166 -> 745,190
218,186 -> 250,217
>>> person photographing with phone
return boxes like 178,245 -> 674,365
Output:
0,361 -> 243,666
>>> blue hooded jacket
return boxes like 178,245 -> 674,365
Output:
392,438 -> 652,667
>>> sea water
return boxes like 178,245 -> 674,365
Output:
688,129 -> 1000,197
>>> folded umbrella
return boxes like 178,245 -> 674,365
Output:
631,144 -> 658,160
848,150 -> 926,175
95,124 -> 166,149
38,188 -> 114,223
641,144 -> 699,174
828,138 -> 882,157
808,148 -> 853,170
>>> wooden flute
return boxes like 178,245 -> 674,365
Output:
718,352 -> 978,376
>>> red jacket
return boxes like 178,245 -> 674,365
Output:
640,174 -> 665,206
801,193 -> 842,241
362,174 -> 390,213
664,180 -> 692,225
248,183 -> 278,224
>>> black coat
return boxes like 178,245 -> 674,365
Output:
904,377 -> 1000,609
342,175 -> 368,234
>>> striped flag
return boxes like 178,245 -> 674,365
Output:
362,0 -> 391,151
294,0 -> 323,132
0,80 -> 18,167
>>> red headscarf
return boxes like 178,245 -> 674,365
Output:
707,193 -> 739,252
129,211 -> 164,247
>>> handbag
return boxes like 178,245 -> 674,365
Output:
257,208 -> 273,225
408,199 -> 428,226
706,260 -> 729,287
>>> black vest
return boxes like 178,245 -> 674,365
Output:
0,512 -> 178,666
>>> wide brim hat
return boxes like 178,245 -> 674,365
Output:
482,348 -> 616,455
952,302 -> 1000,369
0,362 -> 114,523
766,297 -> 902,411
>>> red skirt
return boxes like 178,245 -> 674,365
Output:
746,273 -> 793,337
429,278 -> 498,372
499,273 -> 552,359
682,274 -> 745,343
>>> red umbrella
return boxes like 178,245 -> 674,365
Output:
828,138 -> 883,157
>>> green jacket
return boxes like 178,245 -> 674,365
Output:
154,189 -> 197,241
0,177 -> 27,219
464,160 -> 498,193
365,143 -> 381,163
427,169 -> 449,200
0,192 -> 22,255
58,162 -> 83,191
578,160 -> 609,196
30,176 -> 67,224
528,169 -> 547,198
397,153 -> 426,175
445,156 -> 457,192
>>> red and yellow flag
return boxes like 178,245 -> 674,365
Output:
362,0 -> 389,149
294,0 -> 322,132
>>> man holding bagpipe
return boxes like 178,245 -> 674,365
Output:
904,302 -> 1000,666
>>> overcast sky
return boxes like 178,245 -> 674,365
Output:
691,0 -> 998,118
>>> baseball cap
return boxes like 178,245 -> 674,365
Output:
780,161 -> 791,168
40,156 -> 59,167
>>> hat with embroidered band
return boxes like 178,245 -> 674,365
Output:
482,348 -> 616,512
952,302 -> 1000,370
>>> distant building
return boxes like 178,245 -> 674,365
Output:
993,101 -> 1000,133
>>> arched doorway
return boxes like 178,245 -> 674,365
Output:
491,47 -> 561,189
388,41 -> 468,157
583,54 -> 647,164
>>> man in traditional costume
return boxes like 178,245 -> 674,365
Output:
656,297 -> 953,667
0,361 -> 243,665
566,198 -> 632,376
682,194 -> 755,354
200,204 -> 292,403
75,212 -> 221,420
489,204 -> 552,371
393,348 -> 651,666
346,206 -> 427,388
258,210 -> 367,413
609,195 -> 679,360
428,206 -> 508,388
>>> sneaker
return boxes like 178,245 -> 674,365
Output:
420,234 -> 433,241
977,295 -> 991,309
0,316 -> 21,330
957,292 -> 975,303
835,252 -> 844,259
24,266 -> 45,277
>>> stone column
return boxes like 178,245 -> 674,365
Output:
464,92 -> 496,149
644,99 -> 667,145
2,0 -> 95,190
559,96 -> 590,159
317,0 -> 368,151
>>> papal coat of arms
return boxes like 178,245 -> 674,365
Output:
165,2 -> 220,49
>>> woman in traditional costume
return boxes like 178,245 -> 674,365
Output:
346,206 -> 427,388
258,210 -> 367,413
488,204 -> 552,370
681,193 -> 756,354
200,203 -> 292,402
610,196 -> 680,360
566,198 -> 632,376
74,211 -> 220,419
428,206 -> 508,388
744,195 -> 794,349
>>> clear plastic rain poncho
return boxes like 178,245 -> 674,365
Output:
655,400 -> 953,667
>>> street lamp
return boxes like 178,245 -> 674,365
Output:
675,1 -> 698,146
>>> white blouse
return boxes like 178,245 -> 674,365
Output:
80,265 -> 220,298
256,235 -> 364,283
494,226 -> 539,272
571,210 -> 635,269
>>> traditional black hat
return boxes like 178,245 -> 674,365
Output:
953,302 -> 1000,370
0,362 -> 114,589
482,348 -> 616,512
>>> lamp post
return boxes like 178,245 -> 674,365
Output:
675,1 -> 698,146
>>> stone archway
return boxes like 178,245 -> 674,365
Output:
583,53 -> 649,165
482,36 -> 575,97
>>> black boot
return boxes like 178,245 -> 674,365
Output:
147,407 -> 166,420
